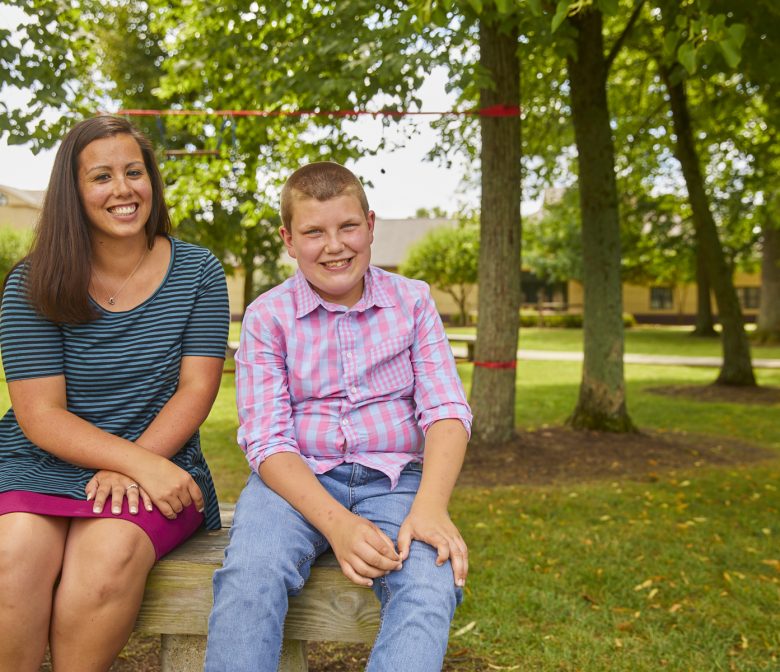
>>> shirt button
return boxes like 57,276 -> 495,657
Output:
341,418 -> 349,425
350,386 -> 357,393
345,352 -> 353,359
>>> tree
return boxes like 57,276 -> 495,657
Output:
413,0 -> 525,445
522,188 -> 583,285
400,223 -> 479,326
757,203 -> 780,343
655,3 -> 756,385
469,14 -> 523,444
557,1 -> 645,432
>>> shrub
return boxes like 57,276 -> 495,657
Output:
518,310 -> 635,329
0,227 -> 32,279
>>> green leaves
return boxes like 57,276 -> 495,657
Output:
677,41 -> 697,75
400,222 -> 479,325
551,1 -> 571,33
663,8 -> 747,75
718,23 -> 747,68
596,0 -> 618,16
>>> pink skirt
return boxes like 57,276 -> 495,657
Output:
0,490 -> 204,560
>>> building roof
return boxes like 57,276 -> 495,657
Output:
0,184 -> 46,209
371,217 -> 457,267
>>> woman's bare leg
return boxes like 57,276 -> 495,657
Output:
0,513 -> 69,672
49,518 -> 155,672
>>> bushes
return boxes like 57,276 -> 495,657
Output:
0,227 -> 32,279
519,310 -> 636,329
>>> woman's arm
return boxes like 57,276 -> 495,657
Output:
134,355 -> 224,457
84,355 -> 224,514
9,375 -> 204,518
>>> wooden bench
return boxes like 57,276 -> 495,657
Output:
135,511 -> 380,672
446,333 -> 476,361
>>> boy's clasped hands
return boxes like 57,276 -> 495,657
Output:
326,502 -> 468,588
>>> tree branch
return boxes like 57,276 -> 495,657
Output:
605,0 -> 647,74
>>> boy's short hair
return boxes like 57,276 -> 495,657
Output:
280,162 -> 370,232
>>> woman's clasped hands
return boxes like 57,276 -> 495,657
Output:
85,454 -> 204,519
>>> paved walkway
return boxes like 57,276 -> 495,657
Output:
446,344 -> 780,369
516,349 -> 780,369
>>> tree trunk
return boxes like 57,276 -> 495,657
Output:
242,253 -> 256,313
756,217 -> 780,343
469,18 -> 522,446
692,242 -> 717,336
663,72 -> 756,385
566,8 -> 635,433
456,288 -> 468,327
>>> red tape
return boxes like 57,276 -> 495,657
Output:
111,106 -> 521,118
473,360 -> 517,369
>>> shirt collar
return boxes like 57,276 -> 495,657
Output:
293,266 -> 395,318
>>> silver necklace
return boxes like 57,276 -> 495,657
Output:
92,249 -> 150,306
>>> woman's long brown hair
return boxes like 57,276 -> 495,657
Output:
22,116 -> 171,323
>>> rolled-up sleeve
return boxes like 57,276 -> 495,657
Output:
409,285 -> 472,437
235,303 -> 301,472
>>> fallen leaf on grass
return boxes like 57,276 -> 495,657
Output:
487,664 -> 520,670
668,603 -> 682,613
447,647 -> 472,660
582,593 -> 599,605
452,621 -> 477,637
762,559 -> 780,572
634,579 -> 653,591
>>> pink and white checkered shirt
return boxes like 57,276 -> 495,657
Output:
236,266 -> 472,488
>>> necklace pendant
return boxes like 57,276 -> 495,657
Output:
107,297 -> 116,305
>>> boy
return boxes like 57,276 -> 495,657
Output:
205,162 -> 472,671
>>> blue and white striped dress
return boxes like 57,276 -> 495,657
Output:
0,237 -> 229,530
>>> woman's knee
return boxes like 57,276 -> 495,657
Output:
0,514 -> 67,594
60,520 -> 154,602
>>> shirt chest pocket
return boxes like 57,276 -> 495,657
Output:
367,333 -> 414,396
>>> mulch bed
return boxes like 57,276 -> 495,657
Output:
458,425 -> 776,488
647,383 -> 780,406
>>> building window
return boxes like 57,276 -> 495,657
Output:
0,192 -> 8,206
737,287 -> 760,310
650,286 -> 673,310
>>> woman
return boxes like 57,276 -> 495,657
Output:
0,116 -> 229,671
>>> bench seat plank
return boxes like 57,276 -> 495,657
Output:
136,524 -> 380,671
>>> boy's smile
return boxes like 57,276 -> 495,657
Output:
280,194 -> 374,308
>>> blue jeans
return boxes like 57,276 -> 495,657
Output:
204,463 -> 462,671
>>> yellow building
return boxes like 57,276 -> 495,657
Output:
566,271 -> 761,324
0,184 -> 45,230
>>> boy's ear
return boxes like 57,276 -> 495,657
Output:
279,225 -> 296,259
367,210 -> 375,239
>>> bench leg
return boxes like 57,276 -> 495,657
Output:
158,633 -> 307,672
278,639 -> 308,672
160,634 -> 206,671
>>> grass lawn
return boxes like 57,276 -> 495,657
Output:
199,357 -> 780,670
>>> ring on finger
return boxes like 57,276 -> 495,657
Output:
126,483 -> 139,492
